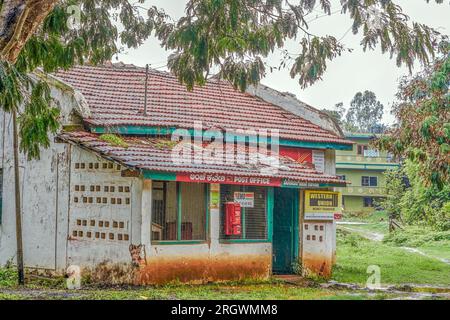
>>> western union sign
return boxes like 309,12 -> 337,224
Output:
304,190 -> 342,220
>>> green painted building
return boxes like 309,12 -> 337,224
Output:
335,133 -> 400,214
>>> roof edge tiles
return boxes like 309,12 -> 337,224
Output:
88,125 -> 354,150
58,130 -> 348,187
54,64 -> 353,148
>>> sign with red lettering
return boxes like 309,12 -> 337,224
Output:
334,213 -> 343,220
176,173 -> 282,187
280,147 -> 313,164
234,192 -> 254,208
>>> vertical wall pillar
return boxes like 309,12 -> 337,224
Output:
331,220 -> 337,265
209,183 -> 220,252
300,189 -> 339,278
141,179 -> 152,249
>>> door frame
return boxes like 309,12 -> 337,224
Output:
272,188 -> 300,274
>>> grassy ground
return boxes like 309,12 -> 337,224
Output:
332,229 -> 450,286
383,227 -> 450,261
341,211 -> 450,262
0,275 -> 393,300
341,210 -> 389,234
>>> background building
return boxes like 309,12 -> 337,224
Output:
334,133 -> 400,215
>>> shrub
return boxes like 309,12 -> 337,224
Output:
380,160 -> 450,230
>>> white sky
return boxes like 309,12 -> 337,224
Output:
117,1 -> 450,125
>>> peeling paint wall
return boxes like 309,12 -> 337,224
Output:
138,254 -> 271,285
301,221 -> 334,278
0,85 -> 75,270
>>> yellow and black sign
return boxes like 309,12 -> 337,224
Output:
304,190 -> 342,220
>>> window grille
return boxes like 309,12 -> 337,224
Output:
180,182 -> 206,240
219,185 -> 267,240
151,181 -> 206,242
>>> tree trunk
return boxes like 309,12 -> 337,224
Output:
0,0 -> 58,63
12,110 -> 24,285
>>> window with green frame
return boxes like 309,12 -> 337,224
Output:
219,185 -> 268,241
151,181 -> 207,242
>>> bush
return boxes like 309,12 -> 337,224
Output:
82,261 -> 137,286
383,227 -> 450,247
380,160 -> 450,230
0,267 -> 17,288
337,229 -> 366,247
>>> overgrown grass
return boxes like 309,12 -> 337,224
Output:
383,227 -> 450,247
0,267 -> 17,288
76,283 -> 343,300
343,210 -> 388,223
333,229 -> 450,286
99,134 -> 129,148
0,278 -> 390,300
340,211 -> 389,236
383,227 -> 450,262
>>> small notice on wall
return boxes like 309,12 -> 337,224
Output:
233,192 -> 254,208
210,184 -> 220,209
304,190 -> 342,220
312,150 -> 325,173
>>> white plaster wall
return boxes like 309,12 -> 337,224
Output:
0,83 -> 77,270
301,221 -> 334,277
66,146 -> 142,267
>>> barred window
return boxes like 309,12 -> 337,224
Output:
151,181 -> 177,241
180,182 -> 207,240
220,185 -> 268,241
151,181 -> 206,242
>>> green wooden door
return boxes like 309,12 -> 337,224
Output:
272,188 -> 298,274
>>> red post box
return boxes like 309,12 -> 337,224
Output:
225,202 -> 241,235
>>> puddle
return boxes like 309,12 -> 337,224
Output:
321,281 -> 450,300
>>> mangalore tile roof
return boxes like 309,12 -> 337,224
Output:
55,64 -> 352,146
59,131 -> 346,185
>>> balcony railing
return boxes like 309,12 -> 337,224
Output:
335,186 -> 387,197
336,154 -> 397,164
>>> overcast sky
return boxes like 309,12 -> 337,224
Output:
117,1 -> 450,125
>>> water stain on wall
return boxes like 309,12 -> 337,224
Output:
302,253 -> 332,278
136,254 -> 271,285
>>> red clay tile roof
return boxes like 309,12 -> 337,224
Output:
55,64 -> 352,145
59,131 -> 346,185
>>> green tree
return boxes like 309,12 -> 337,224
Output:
375,45 -> 449,189
322,102 -> 345,126
379,167 -> 405,222
0,0 -> 447,284
345,90 -> 384,132
381,160 -> 450,231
